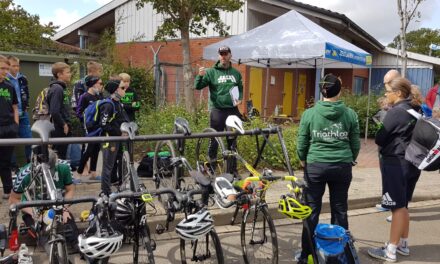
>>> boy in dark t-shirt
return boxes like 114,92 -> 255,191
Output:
0,55 -> 19,199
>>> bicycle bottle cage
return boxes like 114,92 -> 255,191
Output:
226,115 -> 245,134
174,117 -> 191,135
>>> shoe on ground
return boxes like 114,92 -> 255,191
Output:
386,215 -> 392,222
368,246 -> 397,262
397,244 -> 410,256
2,193 -> 10,200
72,178 -> 82,185
376,204 -> 390,212
89,175 -> 102,181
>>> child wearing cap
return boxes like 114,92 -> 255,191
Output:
76,76 -> 103,180
99,75 -> 129,195
295,73 -> 360,263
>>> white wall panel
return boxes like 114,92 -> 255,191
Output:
116,0 -> 248,43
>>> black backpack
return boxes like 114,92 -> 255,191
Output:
405,114 -> 440,171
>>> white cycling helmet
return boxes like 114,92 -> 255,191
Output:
175,209 -> 214,241
226,115 -> 245,134
214,177 -> 237,208
78,229 -> 123,259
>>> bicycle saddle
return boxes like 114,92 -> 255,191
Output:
188,170 -> 210,187
120,122 -> 138,140
225,115 -> 245,134
31,120 -> 55,143
174,117 -> 191,136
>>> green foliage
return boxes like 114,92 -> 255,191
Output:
135,103 -> 301,171
135,0 -> 244,40
340,91 -> 380,138
388,28 -> 440,56
0,0 -> 58,52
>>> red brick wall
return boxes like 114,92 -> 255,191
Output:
116,38 -> 247,112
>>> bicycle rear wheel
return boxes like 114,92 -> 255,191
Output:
241,205 -> 278,264
153,140 -> 178,203
120,151 -> 135,191
180,229 -> 224,264
195,128 -> 226,177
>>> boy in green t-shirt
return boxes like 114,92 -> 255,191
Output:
8,149 -> 77,248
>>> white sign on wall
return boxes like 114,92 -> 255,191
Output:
39,63 -> 53,77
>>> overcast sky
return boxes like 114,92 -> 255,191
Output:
297,0 -> 440,45
14,0 -> 440,46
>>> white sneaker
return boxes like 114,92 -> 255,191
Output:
368,246 -> 396,262
376,204 -> 390,212
397,241 -> 410,256
386,215 -> 392,222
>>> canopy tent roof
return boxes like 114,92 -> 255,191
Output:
203,10 -> 372,68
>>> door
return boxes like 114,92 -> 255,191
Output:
297,73 -> 307,117
283,72 -> 293,116
249,67 -> 263,113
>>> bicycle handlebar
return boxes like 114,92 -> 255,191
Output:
10,196 -> 98,215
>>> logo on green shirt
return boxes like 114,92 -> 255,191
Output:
0,88 -> 11,100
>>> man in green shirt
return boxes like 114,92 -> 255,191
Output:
195,46 -> 243,175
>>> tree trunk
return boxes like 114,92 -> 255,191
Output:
180,27 -> 195,112
398,0 -> 407,77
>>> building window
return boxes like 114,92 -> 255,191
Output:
354,76 -> 366,95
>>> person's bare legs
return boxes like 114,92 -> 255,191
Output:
390,207 -> 408,245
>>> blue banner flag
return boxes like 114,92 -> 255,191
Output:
325,43 -> 372,66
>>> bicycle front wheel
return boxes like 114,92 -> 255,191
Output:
49,239 -> 68,264
241,205 -> 278,264
195,128 -> 226,177
133,224 -> 155,264
180,229 -> 224,264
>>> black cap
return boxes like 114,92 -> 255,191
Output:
218,46 -> 231,54
85,75 -> 100,88
104,80 -> 121,94
319,74 -> 341,98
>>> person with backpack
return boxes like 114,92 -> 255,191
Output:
119,73 -> 140,122
368,77 -> 422,262
6,56 -> 32,168
295,73 -> 360,263
0,55 -> 19,199
46,62 -> 72,159
71,61 -> 102,111
76,76 -> 103,181
98,76 -> 129,195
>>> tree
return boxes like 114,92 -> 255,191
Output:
396,0 -> 424,77
388,28 -> 440,56
136,0 -> 244,112
0,0 -> 58,52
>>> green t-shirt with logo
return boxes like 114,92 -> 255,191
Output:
12,160 -> 73,200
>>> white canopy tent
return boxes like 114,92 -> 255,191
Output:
203,10 -> 372,69
203,10 -> 373,141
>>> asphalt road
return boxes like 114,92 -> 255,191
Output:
14,199 -> 440,263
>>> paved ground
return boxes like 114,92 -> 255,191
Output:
2,138 -> 440,263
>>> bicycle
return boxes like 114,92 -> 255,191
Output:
153,117 -> 191,202
154,187 -> 224,264
119,122 -> 145,193
9,197 -> 98,264
24,120 -> 64,213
